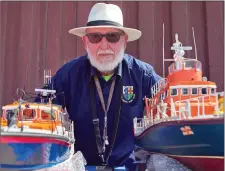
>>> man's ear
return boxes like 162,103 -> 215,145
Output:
82,36 -> 87,49
124,35 -> 128,49
125,34 -> 128,42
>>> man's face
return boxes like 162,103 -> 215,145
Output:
82,27 -> 128,73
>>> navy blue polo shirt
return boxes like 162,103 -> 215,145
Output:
46,54 -> 161,166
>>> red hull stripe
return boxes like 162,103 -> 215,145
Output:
0,136 -> 70,146
172,155 -> 224,171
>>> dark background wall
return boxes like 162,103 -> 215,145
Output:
0,1 -> 224,107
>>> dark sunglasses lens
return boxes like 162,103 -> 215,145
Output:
106,33 -> 121,43
87,33 -> 102,43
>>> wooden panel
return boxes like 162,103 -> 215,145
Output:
75,2 -> 94,57
61,2 -> 77,63
1,2 -> 22,104
0,2 -> 8,107
0,1 -> 224,106
36,2 -> 49,88
45,2 -> 63,75
205,1 -> 224,91
120,1 -> 139,58
138,2 -> 173,76
18,2 -> 38,92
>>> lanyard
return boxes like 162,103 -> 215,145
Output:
89,75 -> 122,165
94,75 -> 116,152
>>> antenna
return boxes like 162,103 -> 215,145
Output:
35,69 -> 55,97
44,70 -> 51,85
192,27 -> 198,60
162,23 -> 165,78
164,33 -> 193,63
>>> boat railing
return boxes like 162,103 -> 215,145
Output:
133,92 -> 224,135
168,60 -> 202,73
151,78 -> 167,97
133,116 -> 153,135
172,92 -> 223,119
1,108 -> 74,140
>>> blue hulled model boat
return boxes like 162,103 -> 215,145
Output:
133,33 -> 224,171
0,70 -> 76,170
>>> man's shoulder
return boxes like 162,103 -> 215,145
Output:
57,55 -> 89,74
123,54 -> 155,77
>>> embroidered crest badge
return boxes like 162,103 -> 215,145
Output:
122,86 -> 135,103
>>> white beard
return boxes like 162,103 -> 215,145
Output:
87,47 -> 124,72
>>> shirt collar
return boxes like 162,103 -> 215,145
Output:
89,59 -> 123,82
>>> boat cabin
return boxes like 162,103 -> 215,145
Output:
151,59 -> 217,103
1,103 -> 67,131
167,59 -> 202,82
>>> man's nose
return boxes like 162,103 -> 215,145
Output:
99,37 -> 109,49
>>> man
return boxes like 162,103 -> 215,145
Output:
38,2 -> 161,170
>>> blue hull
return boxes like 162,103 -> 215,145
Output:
0,135 -> 71,170
135,118 -> 224,157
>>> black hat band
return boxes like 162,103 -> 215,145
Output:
86,20 -> 122,27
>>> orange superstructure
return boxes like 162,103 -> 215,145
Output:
143,34 -> 222,121
0,70 -> 75,171
1,102 -> 67,131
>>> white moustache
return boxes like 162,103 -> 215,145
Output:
97,50 -> 114,55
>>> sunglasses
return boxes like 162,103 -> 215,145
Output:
86,32 -> 125,44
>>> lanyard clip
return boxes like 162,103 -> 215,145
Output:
100,154 -> 105,163
104,136 -> 109,145
93,118 -> 99,124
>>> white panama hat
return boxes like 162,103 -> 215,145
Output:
68,3 -> 142,42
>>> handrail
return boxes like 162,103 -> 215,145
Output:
133,92 -> 223,135
1,107 -> 74,140
174,93 -> 218,117
151,78 -> 167,97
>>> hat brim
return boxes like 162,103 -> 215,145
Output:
68,26 -> 142,42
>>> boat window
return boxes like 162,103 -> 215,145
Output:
2,110 -> 6,118
59,112 -> 66,123
171,88 -> 177,96
201,88 -> 207,95
184,60 -> 195,69
211,88 -> 215,94
23,109 -> 36,120
41,109 -> 57,120
182,88 -> 188,95
174,62 -> 182,71
197,61 -> 202,71
6,110 -> 18,119
192,88 -> 198,95
169,65 -> 173,73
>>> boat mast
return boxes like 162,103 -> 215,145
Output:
35,70 -> 57,132
163,23 -> 165,78
192,27 -> 198,61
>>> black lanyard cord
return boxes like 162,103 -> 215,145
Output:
105,78 -> 122,165
89,76 -> 122,165
94,75 -> 116,151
